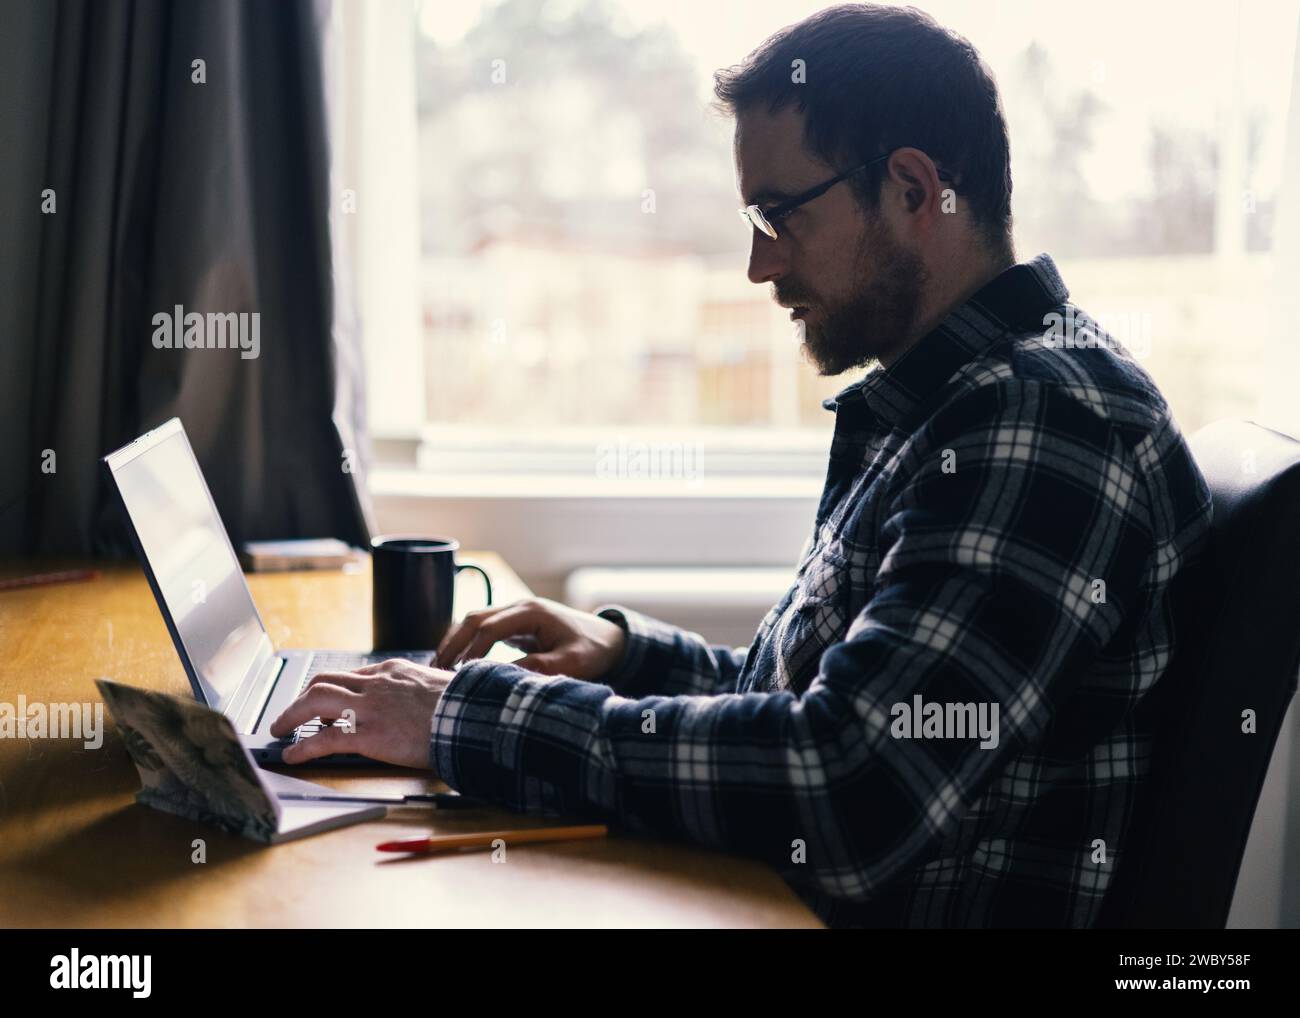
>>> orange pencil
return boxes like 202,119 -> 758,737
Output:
377,824 -> 608,854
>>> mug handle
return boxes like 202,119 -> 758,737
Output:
455,562 -> 493,608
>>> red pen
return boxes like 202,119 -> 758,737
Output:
377,824 -> 608,854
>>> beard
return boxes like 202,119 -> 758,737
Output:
778,215 -> 928,377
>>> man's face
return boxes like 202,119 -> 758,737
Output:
735,105 -> 927,375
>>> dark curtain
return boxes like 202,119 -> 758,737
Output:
0,0 -> 373,556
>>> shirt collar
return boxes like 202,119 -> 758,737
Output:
821,253 -> 1069,428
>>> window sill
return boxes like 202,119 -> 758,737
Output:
367,468 -> 821,580
368,468 -> 822,500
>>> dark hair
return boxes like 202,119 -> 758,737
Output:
713,4 -> 1013,254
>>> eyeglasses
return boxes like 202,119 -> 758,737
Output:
738,152 -> 953,240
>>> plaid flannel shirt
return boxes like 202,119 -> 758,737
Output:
430,253 -> 1213,928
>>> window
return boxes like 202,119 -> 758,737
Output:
344,0 -> 1300,484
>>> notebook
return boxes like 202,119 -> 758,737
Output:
95,678 -> 385,843
238,537 -> 366,572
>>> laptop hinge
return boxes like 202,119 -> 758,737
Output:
233,652 -> 285,735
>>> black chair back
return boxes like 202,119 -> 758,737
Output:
1098,420 -> 1300,927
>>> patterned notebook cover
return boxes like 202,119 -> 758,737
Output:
96,678 -> 281,840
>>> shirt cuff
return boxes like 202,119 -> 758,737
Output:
593,603 -> 673,695
429,658 -> 529,798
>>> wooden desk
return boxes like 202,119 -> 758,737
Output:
0,557 -> 821,928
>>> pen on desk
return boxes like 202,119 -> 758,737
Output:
376,823 -> 609,855
0,568 -> 100,592
278,791 -> 488,809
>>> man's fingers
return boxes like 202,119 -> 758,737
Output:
351,658 -> 416,675
436,616 -> 481,665
437,606 -> 508,665
305,670 -> 370,692
455,604 -> 540,664
435,624 -> 467,667
269,683 -> 358,737
281,725 -> 356,765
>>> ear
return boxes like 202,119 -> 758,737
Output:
882,147 -> 947,222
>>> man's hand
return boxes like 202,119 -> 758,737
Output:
436,597 -> 626,680
269,659 -> 455,768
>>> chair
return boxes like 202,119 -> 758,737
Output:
1096,420 -> 1300,928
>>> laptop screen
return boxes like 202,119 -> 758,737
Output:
105,421 -> 269,713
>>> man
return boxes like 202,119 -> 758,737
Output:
273,4 -> 1212,927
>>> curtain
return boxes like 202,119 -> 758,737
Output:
0,0 -> 373,557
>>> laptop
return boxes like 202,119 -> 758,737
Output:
102,417 -> 431,765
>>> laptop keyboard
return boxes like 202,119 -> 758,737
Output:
289,650 -> 435,742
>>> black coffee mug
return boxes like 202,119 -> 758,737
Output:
371,536 -> 493,651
